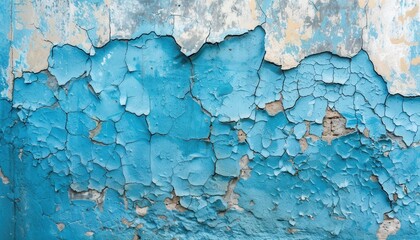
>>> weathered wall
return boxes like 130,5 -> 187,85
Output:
0,1 -> 419,239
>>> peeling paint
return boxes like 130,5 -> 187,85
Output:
5,0 -> 419,97
1,1 -> 419,240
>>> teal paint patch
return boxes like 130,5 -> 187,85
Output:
48,45 -> 91,86
191,27 -> 266,122
1,28 -> 419,239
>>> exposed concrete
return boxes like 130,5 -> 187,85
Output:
377,218 -> 401,240
265,100 -> 284,116
322,108 -> 355,144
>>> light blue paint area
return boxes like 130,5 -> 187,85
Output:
84,87 -> 126,121
66,111 -> 96,136
119,73 -> 150,116
211,119 -> 250,165
90,41 -> 127,93
92,121 -> 116,145
309,123 -> 324,137
242,110 -> 288,158
1,28 -> 420,239
211,119 -> 250,177
281,68 -> 299,109
294,122 -> 307,139
13,72 -> 57,111
287,95 -> 328,124
48,45 -> 91,85
151,135 -> 216,197
115,112 -> 150,145
215,158 -> 240,177
57,77 -> 96,113
255,61 -> 284,108
192,27 -> 265,122
121,139 -> 151,190
125,34 -> 210,139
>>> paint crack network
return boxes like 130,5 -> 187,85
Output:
0,27 -> 419,239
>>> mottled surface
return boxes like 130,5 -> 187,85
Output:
1,1 -> 419,240
3,0 -> 420,97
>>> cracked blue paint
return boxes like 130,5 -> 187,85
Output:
1,18 -> 419,240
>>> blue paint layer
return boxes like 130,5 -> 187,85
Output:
0,1 -> 15,239
1,28 -> 419,239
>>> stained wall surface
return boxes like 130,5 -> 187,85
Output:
0,1 -> 419,239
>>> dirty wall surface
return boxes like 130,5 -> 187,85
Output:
0,0 -> 419,239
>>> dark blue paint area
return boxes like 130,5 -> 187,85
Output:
0,28 -> 419,239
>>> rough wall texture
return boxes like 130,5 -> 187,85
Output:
0,1 -> 419,239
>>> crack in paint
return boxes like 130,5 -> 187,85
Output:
0,26 -> 419,239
